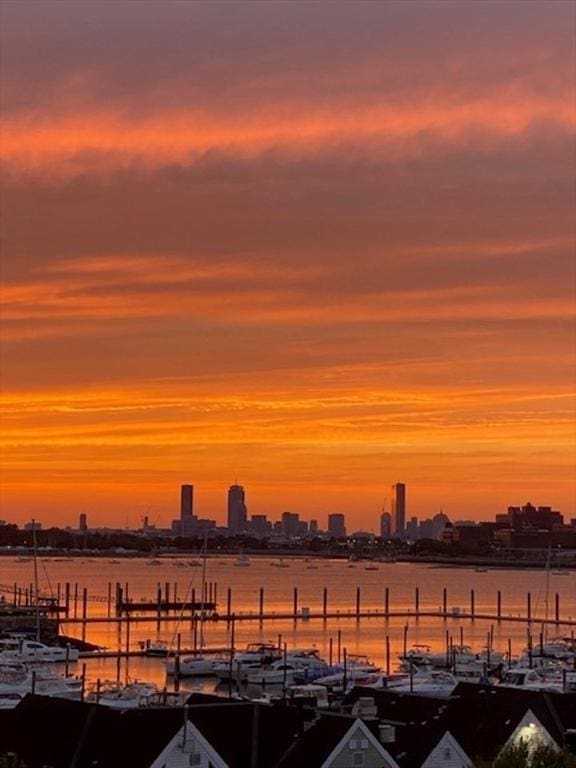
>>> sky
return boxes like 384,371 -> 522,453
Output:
0,0 -> 575,530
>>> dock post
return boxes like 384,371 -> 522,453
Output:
415,587 -> 420,616
73,583 -> 78,619
442,587 -> 447,616
174,582 -> 178,605
165,581 -> 170,606
322,587 -> 328,619
403,624 -> 408,661
497,590 -> 501,620
527,592 -> 531,622
227,588 -> 232,619
555,593 -> 560,624
355,587 -> 361,620
126,612 -> 131,654
107,582 -> 112,618
329,637 -> 333,666
385,587 -> 389,616
293,587 -> 298,618
64,582 -> 70,616
337,629 -> 342,664
81,587 -> 88,641
191,588 -> 196,626
259,587 -> 264,619
470,589 -> 475,619
386,636 -> 390,675
213,582 -> 218,607
124,582 -> 129,604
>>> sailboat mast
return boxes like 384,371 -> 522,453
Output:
32,519 -> 41,641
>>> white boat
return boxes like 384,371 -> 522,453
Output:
87,680 -> 160,708
213,643 -> 282,681
391,670 -> 458,697
0,662 -> 83,702
246,660 -> 300,686
0,638 -> 79,663
287,683 -> 330,708
233,554 -> 251,567
500,667 -> 563,693
166,654 -> 219,676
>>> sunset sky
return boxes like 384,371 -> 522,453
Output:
1,0 -> 575,530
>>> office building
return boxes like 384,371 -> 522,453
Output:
380,511 -> 391,539
327,513 -> 346,538
227,484 -> 247,533
79,513 -> 88,532
391,483 -> 406,538
281,511 -> 300,538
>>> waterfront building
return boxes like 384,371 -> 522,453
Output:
79,513 -> 88,532
327,513 -> 346,538
391,483 -> 406,538
227,484 -> 247,533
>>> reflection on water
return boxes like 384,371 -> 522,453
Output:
1,555 -> 574,688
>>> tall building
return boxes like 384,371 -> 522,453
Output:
281,511 -> 300,538
227,484 -> 247,533
391,483 -> 406,538
327,513 -> 346,538
180,484 -> 194,520
79,513 -> 88,532
179,484 -> 196,535
380,511 -> 391,539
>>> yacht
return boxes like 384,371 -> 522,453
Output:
87,680 -> 160,708
166,653 -> 223,677
0,638 -> 79,663
233,554 -> 251,567
0,662 -> 83,701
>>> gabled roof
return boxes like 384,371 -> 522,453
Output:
275,713 -> 399,768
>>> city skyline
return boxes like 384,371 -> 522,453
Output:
1,0 -> 575,528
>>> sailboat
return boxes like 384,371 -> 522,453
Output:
166,536 -> 217,676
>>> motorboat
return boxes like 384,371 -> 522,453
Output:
246,660 -> 300,686
0,662 -> 83,701
212,643 -> 281,681
0,638 -> 79,663
139,640 -> 169,657
166,653 -> 219,677
87,680 -> 160,708
233,555 -> 250,567
499,667 -> 564,693
390,670 -> 459,697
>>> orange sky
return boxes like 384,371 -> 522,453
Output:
1,0 -> 575,529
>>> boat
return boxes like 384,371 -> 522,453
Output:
166,653 -> 219,677
474,567 -> 488,572
553,569 -> 570,575
166,534 -> 215,676
146,559 -> 162,566
233,554 -> 250,567
271,558 -> 290,568
390,670 -> 459,697
139,640 -> 169,657
364,563 -> 379,571
87,679 -> 160,708
246,660 -> 301,686
212,643 -> 282,681
286,683 -> 330,708
0,638 -> 79,664
0,661 -> 83,702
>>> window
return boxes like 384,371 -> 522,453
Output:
349,739 -> 358,750
443,746 -> 451,760
353,753 -> 365,767
189,754 -> 201,766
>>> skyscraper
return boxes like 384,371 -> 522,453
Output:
379,511 -> 391,539
391,483 -> 406,538
227,484 -> 247,533
327,513 -> 346,538
179,484 -> 195,535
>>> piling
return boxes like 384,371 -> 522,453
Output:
442,587 -> 447,616
555,593 -> 560,624
385,587 -> 389,616
497,590 -> 501,620
470,589 -> 475,619
415,587 -> 420,616
259,587 -> 264,619
527,592 -> 531,622
322,587 -> 328,619
355,587 -> 361,620
293,587 -> 298,617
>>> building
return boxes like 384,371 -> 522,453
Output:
309,519 -> 319,535
250,514 -> 271,536
391,483 -> 406,538
281,512 -> 300,538
227,484 -> 247,533
380,511 -> 391,539
79,513 -> 88,532
327,513 -> 346,538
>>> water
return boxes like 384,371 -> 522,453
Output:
1,555 -> 574,690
